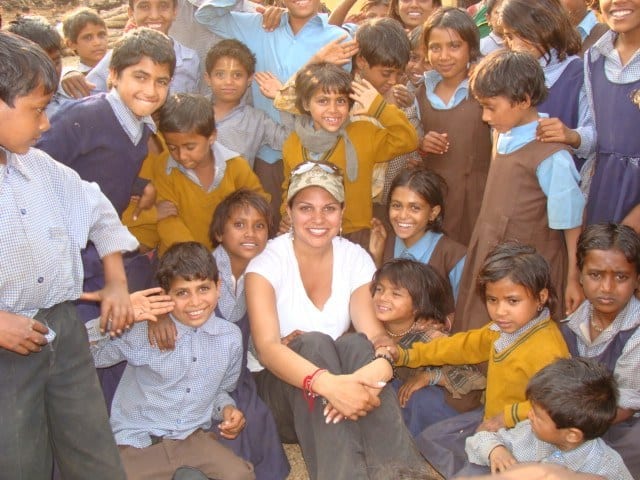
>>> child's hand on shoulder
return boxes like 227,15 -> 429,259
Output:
488,445 -> 517,474
219,405 -> 246,440
536,117 -> 581,149
254,71 -> 283,100
350,78 -> 379,115
130,287 -> 174,323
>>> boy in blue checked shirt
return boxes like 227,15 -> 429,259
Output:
88,242 -> 255,480
0,32 -> 137,479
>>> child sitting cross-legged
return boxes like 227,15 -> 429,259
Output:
464,357 -> 633,479
87,241 -> 255,480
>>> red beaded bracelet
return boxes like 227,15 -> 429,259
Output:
302,368 -> 327,411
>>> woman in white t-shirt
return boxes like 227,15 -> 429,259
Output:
245,162 -> 428,479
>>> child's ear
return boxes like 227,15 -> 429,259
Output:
537,287 -> 549,308
355,55 -> 368,72
519,94 -> 532,110
107,68 -> 119,88
429,205 -> 442,223
208,131 -> 217,145
564,427 -> 584,446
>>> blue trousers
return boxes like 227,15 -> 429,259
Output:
0,302 -> 125,479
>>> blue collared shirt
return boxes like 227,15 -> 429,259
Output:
86,39 -> 201,95
195,0 -> 349,163
89,312 -> 242,448
420,70 -> 470,110
0,147 -> 138,318
496,115 -> 585,230
393,231 -> 465,301
165,141 -> 240,193
539,49 -> 595,160
106,89 -> 156,145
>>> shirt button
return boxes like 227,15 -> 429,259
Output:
37,277 -> 44,284
192,357 -> 197,362
186,388 -> 191,393
176,419 -> 182,425
20,208 -> 26,215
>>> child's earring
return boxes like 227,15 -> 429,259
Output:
537,304 -> 543,312
339,225 -> 343,237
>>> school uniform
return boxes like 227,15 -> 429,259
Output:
382,231 -> 466,301
454,117 -> 584,332
416,73 -> 492,246
561,297 -> 640,478
212,246 -> 291,480
36,89 -> 158,408
0,146 -> 137,479
577,10 -> 609,57
584,31 -> 640,224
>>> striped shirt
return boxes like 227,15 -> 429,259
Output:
0,147 -> 138,318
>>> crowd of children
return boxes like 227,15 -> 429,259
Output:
1,0 -> 639,478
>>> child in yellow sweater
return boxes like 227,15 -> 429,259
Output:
154,93 -> 268,255
395,242 -> 569,478
279,62 -> 417,248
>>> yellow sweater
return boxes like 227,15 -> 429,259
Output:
281,95 -> 418,233
154,144 -> 267,255
397,317 -> 569,427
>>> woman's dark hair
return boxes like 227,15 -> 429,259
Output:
422,6 -> 481,62
476,242 -> 557,312
387,168 -> 447,233
576,223 -> 640,273
499,0 -> 581,63
209,189 -> 273,247
371,259 -> 454,321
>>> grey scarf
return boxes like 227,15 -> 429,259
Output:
293,115 -> 359,181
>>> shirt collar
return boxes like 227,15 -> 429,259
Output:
106,89 -> 156,145
424,70 -> 469,95
577,10 -> 598,41
490,307 -> 550,352
281,11 -> 327,33
166,141 -> 239,191
563,296 -> 640,345
0,147 -> 32,181
498,113 -> 548,147
171,311 -> 223,338
394,230 -> 443,262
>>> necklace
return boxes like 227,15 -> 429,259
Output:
385,321 -> 416,338
590,316 -> 605,333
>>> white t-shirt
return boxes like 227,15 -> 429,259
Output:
246,233 -> 376,340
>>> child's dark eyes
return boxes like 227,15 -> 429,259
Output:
199,286 -> 210,293
616,273 -> 629,281
233,222 -> 244,228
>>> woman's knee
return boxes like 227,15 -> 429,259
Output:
290,332 -> 339,367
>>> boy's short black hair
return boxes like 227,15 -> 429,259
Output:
295,62 -> 354,114
62,7 -> 106,43
156,241 -> 219,291
205,39 -> 256,77
388,168 -> 447,233
356,17 -> 411,69
8,15 -> 63,53
470,50 -> 547,105
371,259 -> 454,321
0,31 -> 59,107
158,93 -> 216,137
422,7 -> 481,62
110,27 -> 176,79
476,242 -> 557,313
577,223 -> 640,273
209,189 -> 273,247
526,358 -> 618,440
128,0 -> 178,8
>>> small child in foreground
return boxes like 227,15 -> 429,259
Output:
395,242 -> 570,477
88,242 -> 255,480
464,358 -> 633,480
